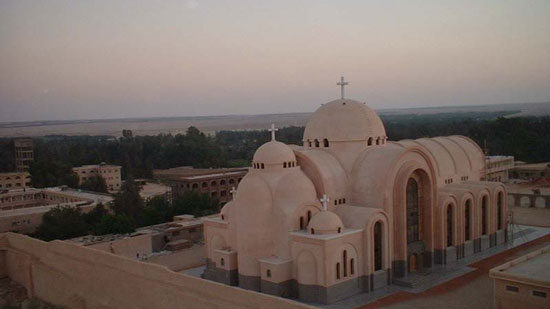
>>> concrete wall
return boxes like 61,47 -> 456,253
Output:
0,233 -> 313,309
86,233 -> 153,259
494,279 -> 549,309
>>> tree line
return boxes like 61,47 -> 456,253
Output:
1,114 -> 550,189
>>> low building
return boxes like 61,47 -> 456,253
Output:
511,162 -> 550,180
486,156 -> 514,182
0,172 -> 31,190
490,246 -> 550,309
154,167 -> 248,204
73,163 -> 122,192
0,187 -> 112,233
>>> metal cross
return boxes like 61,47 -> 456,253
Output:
320,194 -> 330,211
230,186 -> 237,200
336,76 -> 348,99
268,123 -> 278,141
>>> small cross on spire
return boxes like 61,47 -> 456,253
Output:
320,194 -> 330,211
268,123 -> 278,141
337,76 -> 349,99
230,186 -> 237,200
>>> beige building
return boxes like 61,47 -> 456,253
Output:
490,246 -> 550,309
485,156 -> 514,182
203,96 -> 508,304
511,162 -> 550,180
14,139 -> 34,173
73,163 -> 122,192
0,187 -> 112,233
154,167 -> 248,204
0,172 -> 31,190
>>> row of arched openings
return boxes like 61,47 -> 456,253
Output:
367,136 -> 386,146
190,178 -> 239,189
306,139 -> 329,148
446,192 -> 505,248
336,250 -> 354,280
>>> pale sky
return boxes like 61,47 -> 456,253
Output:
1,0 -> 549,122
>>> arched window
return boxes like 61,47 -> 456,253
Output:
465,200 -> 471,241
350,258 -> 355,275
374,221 -> 383,271
338,227 -> 341,233
229,179 -> 235,184
267,269 -> 271,278
334,200 -> 338,206
311,228 -> 315,235
336,263 -> 340,279
343,250 -> 347,277
447,204 -> 453,247
314,139 -> 320,147
482,195 -> 488,235
300,217 -> 304,230
368,137 -> 373,146
211,181 -> 217,186
376,137 -> 380,145
307,210 -> 312,224
220,258 -> 225,266
192,183 -> 198,189
283,162 -> 287,168
202,182 -> 208,188
406,178 -> 421,243
323,138 -> 329,147
308,140 -> 312,147
497,192 -> 503,230
261,163 -> 265,169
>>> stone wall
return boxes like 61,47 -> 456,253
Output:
0,233 -> 313,309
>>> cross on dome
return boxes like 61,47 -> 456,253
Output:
320,194 -> 330,211
230,186 -> 237,200
268,123 -> 279,141
337,76 -> 349,99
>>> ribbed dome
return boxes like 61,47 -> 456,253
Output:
303,99 -> 386,143
252,141 -> 296,167
307,211 -> 344,235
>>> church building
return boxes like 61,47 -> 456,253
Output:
202,79 -> 508,304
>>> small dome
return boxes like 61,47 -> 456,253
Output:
303,99 -> 386,143
220,201 -> 233,220
252,141 -> 297,167
307,211 -> 344,235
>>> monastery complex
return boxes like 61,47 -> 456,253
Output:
203,80 -> 508,304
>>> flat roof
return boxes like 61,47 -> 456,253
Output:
490,245 -> 550,288
513,162 -> 549,170
73,164 -> 121,169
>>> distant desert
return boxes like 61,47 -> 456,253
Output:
0,102 -> 548,138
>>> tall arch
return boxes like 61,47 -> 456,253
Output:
296,251 -> 318,302
481,195 -> 488,236
446,204 -> 454,247
464,199 -> 472,241
374,221 -> 383,271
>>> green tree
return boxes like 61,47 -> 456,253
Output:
111,178 -> 144,220
29,160 -> 79,188
33,206 -> 89,241
80,175 -> 108,193
92,214 -> 135,235
82,203 -> 108,226
140,196 -> 171,226
172,191 -> 219,218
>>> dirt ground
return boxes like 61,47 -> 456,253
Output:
362,235 -> 550,309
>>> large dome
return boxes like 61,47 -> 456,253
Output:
252,141 -> 297,167
303,99 -> 386,143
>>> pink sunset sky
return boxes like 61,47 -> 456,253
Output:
1,0 -> 549,122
